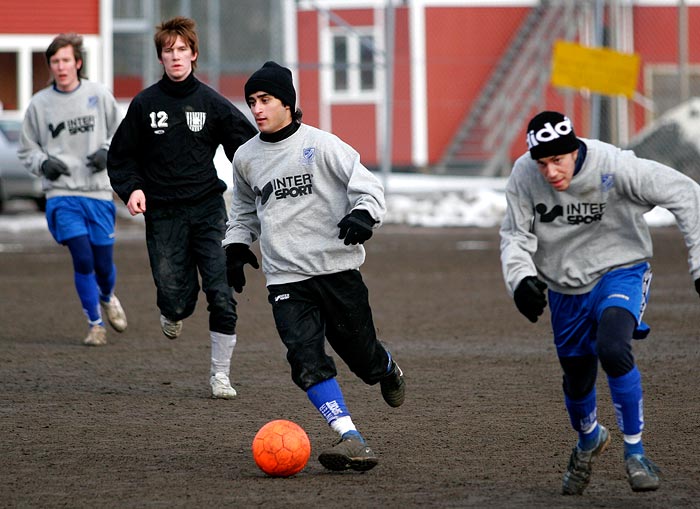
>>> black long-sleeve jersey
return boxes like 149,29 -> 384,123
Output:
108,72 -> 257,207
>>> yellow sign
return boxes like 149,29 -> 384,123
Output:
550,40 -> 640,98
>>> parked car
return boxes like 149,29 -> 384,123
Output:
0,113 -> 45,212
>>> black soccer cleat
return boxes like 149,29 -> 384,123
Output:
380,361 -> 405,407
625,454 -> 661,492
562,425 -> 611,495
318,436 -> 379,472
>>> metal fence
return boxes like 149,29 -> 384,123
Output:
113,0 -> 286,93
437,0 -> 700,177
111,1 -> 700,178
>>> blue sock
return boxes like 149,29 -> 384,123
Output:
92,244 -> 116,301
74,272 -> 103,325
341,430 -> 364,442
579,423 -> 601,451
609,366 -> 645,459
96,263 -> 116,302
624,441 -> 644,458
564,387 -> 599,448
608,367 -> 644,436
307,378 -> 350,426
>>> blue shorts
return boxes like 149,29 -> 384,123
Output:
549,262 -> 652,358
46,196 -> 117,245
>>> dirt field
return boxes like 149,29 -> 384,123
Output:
1,216 -> 699,508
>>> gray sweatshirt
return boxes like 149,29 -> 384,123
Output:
500,138 -> 700,295
18,80 -> 121,201
223,123 -> 386,286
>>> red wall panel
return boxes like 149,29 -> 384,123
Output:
425,6 -> 528,164
633,7 -> 679,63
297,11 -> 321,129
0,0 -> 99,34
629,7 -> 690,137
391,7 -> 412,168
331,104 -> 377,166
329,9 -> 374,27
215,75 -> 248,101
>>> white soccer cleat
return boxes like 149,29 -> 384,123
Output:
160,314 -> 182,339
210,372 -> 237,399
83,324 -> 107,346
101,295 -> 127,332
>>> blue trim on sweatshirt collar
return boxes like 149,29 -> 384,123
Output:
574,139 -> 587,176
52,80 -> 82,94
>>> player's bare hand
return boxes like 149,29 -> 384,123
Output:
127,190 -> 146,216
514,276 -> 548,323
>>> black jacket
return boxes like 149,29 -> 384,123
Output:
108,73 -> 257,207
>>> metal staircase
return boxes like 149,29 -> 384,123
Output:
436,1 -> 579,176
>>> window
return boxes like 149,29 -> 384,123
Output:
645,64 -> 700,120
327,27 -> 379,100
359,35 -> 375,91
112,0 -> 285,100
333,35 -> 348,91
0,53 -> 18,110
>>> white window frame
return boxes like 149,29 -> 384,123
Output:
0,35 -> 101,113
320,24 -> 383,104
643,63 -> 700,123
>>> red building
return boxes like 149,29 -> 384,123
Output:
1,1 -> 698,174
292,1 -> 700,174
0,0 -> 111,113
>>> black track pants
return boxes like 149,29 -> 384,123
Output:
145,194 -> 237,334
267,270 -> 389,391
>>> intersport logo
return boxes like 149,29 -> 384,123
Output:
49,116 -> 96,138
526,117 -> 573,150
254,173 -> 313,206
536,201 -> 606,225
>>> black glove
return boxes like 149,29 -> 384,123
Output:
513,276 -> 548,323
695,278 -> 700,299
337,209 -> 376,245
225,243 -> 259,293
86,148 -> 108,172
40,156 -> 70,181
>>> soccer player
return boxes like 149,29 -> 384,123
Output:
223,61 -> 405,471
19,33 -> 127,347
107,17 -> 257,398
500,110 -> 700,494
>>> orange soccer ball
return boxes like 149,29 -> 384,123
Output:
252,419 -> 311,477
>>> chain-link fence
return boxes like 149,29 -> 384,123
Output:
112,0 -> 286,99
436,0 -> 700,177
110,1 -> 700,179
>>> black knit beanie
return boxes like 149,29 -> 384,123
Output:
244,61 -> 296,111
526,111 -> 579,159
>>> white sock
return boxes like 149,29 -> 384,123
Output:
624,432 -> 642,445
330,415 -> 357,437
210,331 -> 237,375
